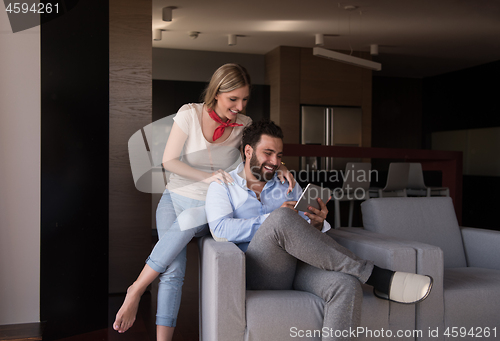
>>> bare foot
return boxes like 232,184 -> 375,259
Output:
113,283 -> 143,333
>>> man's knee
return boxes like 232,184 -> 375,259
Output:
337,273 -> 363,298
326,273 -> 363,303
260,207 -> 299,235
269,207 -> 296,220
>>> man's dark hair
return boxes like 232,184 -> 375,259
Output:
241,119 -> 284,161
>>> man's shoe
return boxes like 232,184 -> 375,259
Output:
374,272 -> 433,304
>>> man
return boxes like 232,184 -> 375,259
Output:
205,120 -> 432,339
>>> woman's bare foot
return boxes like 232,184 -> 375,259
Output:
113,283 -> 144,333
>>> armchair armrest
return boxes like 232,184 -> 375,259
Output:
461,227 -> 500,270
337,227 -> 445,335
327,229 -> 418,333
327,229 -> 417,272
199,235 -> 246,341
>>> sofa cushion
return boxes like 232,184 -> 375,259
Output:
444,267 -> 500,329
244,285 -> 392,341
245,290 -> 324,341
361,197 -> 467,268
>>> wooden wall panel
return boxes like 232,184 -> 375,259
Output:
265,47 -> 281,123
278,47 -> 301,145
300,79 -> 363,106
266,46 -> 301,169
300,48 -> 365,82
109,0 -> 152,293
266,46 -> 373,169
300,48 -> 367,106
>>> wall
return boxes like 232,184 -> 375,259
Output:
372,77 -> 423,150
153,48 -> 266,84
423,60 -> 500,229
423,60 -> 500,140
0,10 -> 40,325
432,127 -> 500,177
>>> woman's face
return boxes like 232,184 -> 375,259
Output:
214,85 -> 250,121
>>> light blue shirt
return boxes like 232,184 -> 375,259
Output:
206,162 -> 331,251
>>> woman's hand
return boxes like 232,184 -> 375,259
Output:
202,169 -> 236,186
277,163 -> 296,195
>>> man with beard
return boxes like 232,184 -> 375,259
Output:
205,120 -> 432,340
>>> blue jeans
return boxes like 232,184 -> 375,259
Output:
146,189 -> 208,327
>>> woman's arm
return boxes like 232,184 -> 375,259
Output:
276,163 -> 296,195
162,122 -> 235,184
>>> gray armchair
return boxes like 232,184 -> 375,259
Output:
198,228 -> 422,341
342,197 -> 500,341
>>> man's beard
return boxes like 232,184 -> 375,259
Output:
249,153 -> 277,182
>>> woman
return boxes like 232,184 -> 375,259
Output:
113,63 -> 295,341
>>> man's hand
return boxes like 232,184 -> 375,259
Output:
280,201 -> 298,213
304,197 -> 329,230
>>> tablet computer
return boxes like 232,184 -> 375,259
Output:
294,183 -> 331,212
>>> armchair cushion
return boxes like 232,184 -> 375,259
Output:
361,197 -> 467,268
461,227 -> 500,270
444,267 -> 500,329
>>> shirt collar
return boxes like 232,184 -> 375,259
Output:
234,162 -> 280,190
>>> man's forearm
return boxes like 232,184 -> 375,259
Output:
208,213 -> 270,244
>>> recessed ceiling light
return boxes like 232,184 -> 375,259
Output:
228,34 -> 237,46
315,34 -> 324,46
343,5 -> 358,11
189,31 -> 200,39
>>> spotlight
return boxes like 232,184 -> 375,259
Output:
153,29 -> 162,41
162,6 -> 174,22
228,34 -> 237,46
315,34 -> 324,46
189,31 -> 200,39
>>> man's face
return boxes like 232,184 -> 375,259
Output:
247,134 -> 283,182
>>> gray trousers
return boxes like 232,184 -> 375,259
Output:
245,208 -> 374,341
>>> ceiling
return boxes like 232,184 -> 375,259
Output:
152,0 -> 500,78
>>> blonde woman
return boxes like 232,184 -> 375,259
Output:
113,64 -> 295,341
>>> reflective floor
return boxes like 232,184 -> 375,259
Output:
55,240 -> 200,341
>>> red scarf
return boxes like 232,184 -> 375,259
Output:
208,109 -> 243,141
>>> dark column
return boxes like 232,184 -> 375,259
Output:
40,0 -> 109,339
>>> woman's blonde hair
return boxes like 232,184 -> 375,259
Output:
203,63 -> 251,113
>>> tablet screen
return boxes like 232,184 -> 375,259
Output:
294,183 -> 331,212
